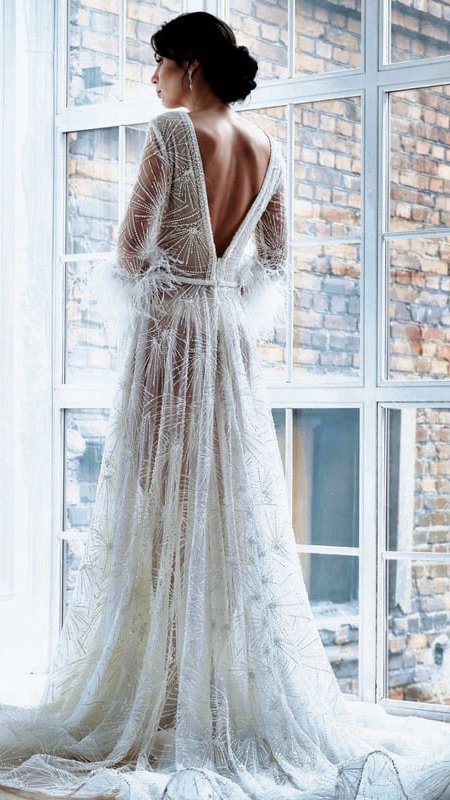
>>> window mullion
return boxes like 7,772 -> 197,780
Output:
118,0 -> 126,103
286,102 -> 294,384
358,0 -> 381,704
55,0 -> 67,112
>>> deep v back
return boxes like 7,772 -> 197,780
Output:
126,109 -> 282,282
182,111 -> 274,261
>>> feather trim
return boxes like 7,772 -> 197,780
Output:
237,254 -> 288,343
88,246 -> 288,347
87,244 -> 182,343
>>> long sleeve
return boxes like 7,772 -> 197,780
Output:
88,117 -> 172,341
254,171 -> 288,280
239,169 -> 289,342
116,120 -> 170,276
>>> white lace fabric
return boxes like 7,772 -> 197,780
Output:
1,108 -> 450,800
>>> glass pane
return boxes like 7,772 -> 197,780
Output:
389,1 -> 450,64
388,236 -> 450,380
241,105 -> 288,161
293,409 -> 359,547
68,0 -> 119,107
256,310 -> 287,376
390,86 -> 450,233
64,409 -> 109,532
62,538 -> 87,618
65,261 -> 118,384
293,243 -> 361,380
229,0 -> 288,81
66,128 -> 119,255
295,0 -> 362,75
387,559 -> 450,703
272,408 -> 286,472
243,111 -> 287,378
294,98 -> 362,238
300,552 -> 359,694
125,123 -> 148,202
387,407 -> 450,552
125,0 -> 184,98
241,106 -> 288,373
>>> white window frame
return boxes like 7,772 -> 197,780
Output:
52,0 -> 450,720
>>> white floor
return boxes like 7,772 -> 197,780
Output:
0,667 -> 47,707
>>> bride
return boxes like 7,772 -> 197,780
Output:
1,10 -> 450,800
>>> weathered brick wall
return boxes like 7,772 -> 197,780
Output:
293,94 -> 361,378
389,84 -> 450,380
391,0 -> 450,63
389,238 -> 450,380
295,0 -> 362,74
317,607 -> 359,695
388,409 -> 450,703
69,0 -> 182,105
67,127 -> 119,255
230,0 -> 288,81
415,409 -> 450,549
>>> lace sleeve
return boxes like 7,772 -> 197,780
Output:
239,169 -> 289,342
116,120 -> 170,276
254,171 -> 288,279
88,117 -> 172,339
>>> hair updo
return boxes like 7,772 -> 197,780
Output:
150,12 -> 258,104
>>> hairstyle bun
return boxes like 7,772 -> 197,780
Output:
151,12 -> 258,104
223,44 -> 258,103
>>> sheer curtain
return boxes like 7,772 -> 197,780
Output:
0,0 -> 55,704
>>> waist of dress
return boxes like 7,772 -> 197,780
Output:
149,272 -> 240,289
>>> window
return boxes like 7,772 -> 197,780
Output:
49,0 -> 450,719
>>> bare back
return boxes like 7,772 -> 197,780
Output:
188,111 -> 272,258
117,108 -> 283,278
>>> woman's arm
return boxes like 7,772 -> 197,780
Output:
254,171 -> 288,280
116,121 -> 170,276
239,170 -> 289,342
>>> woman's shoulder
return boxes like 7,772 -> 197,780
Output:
148,109 -> 187,140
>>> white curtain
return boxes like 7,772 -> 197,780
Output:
0,0 -> 55,700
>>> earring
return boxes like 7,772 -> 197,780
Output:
188,66 -> 193,91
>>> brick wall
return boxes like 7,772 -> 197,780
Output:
388,409 -> 450,703
391,0 -> 450,63
389,85 -> 450,380
69,0 -> 182,105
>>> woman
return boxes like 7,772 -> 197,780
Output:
1,11 -> 450,800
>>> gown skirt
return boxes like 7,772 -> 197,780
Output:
1,275 -> 450,800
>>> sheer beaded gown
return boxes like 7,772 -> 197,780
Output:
2,108 -> 450,800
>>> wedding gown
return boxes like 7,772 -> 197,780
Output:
2,107 -> 450,800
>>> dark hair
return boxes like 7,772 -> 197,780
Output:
150,12 -> 258,104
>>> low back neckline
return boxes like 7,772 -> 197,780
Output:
181,109 -> 276,264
